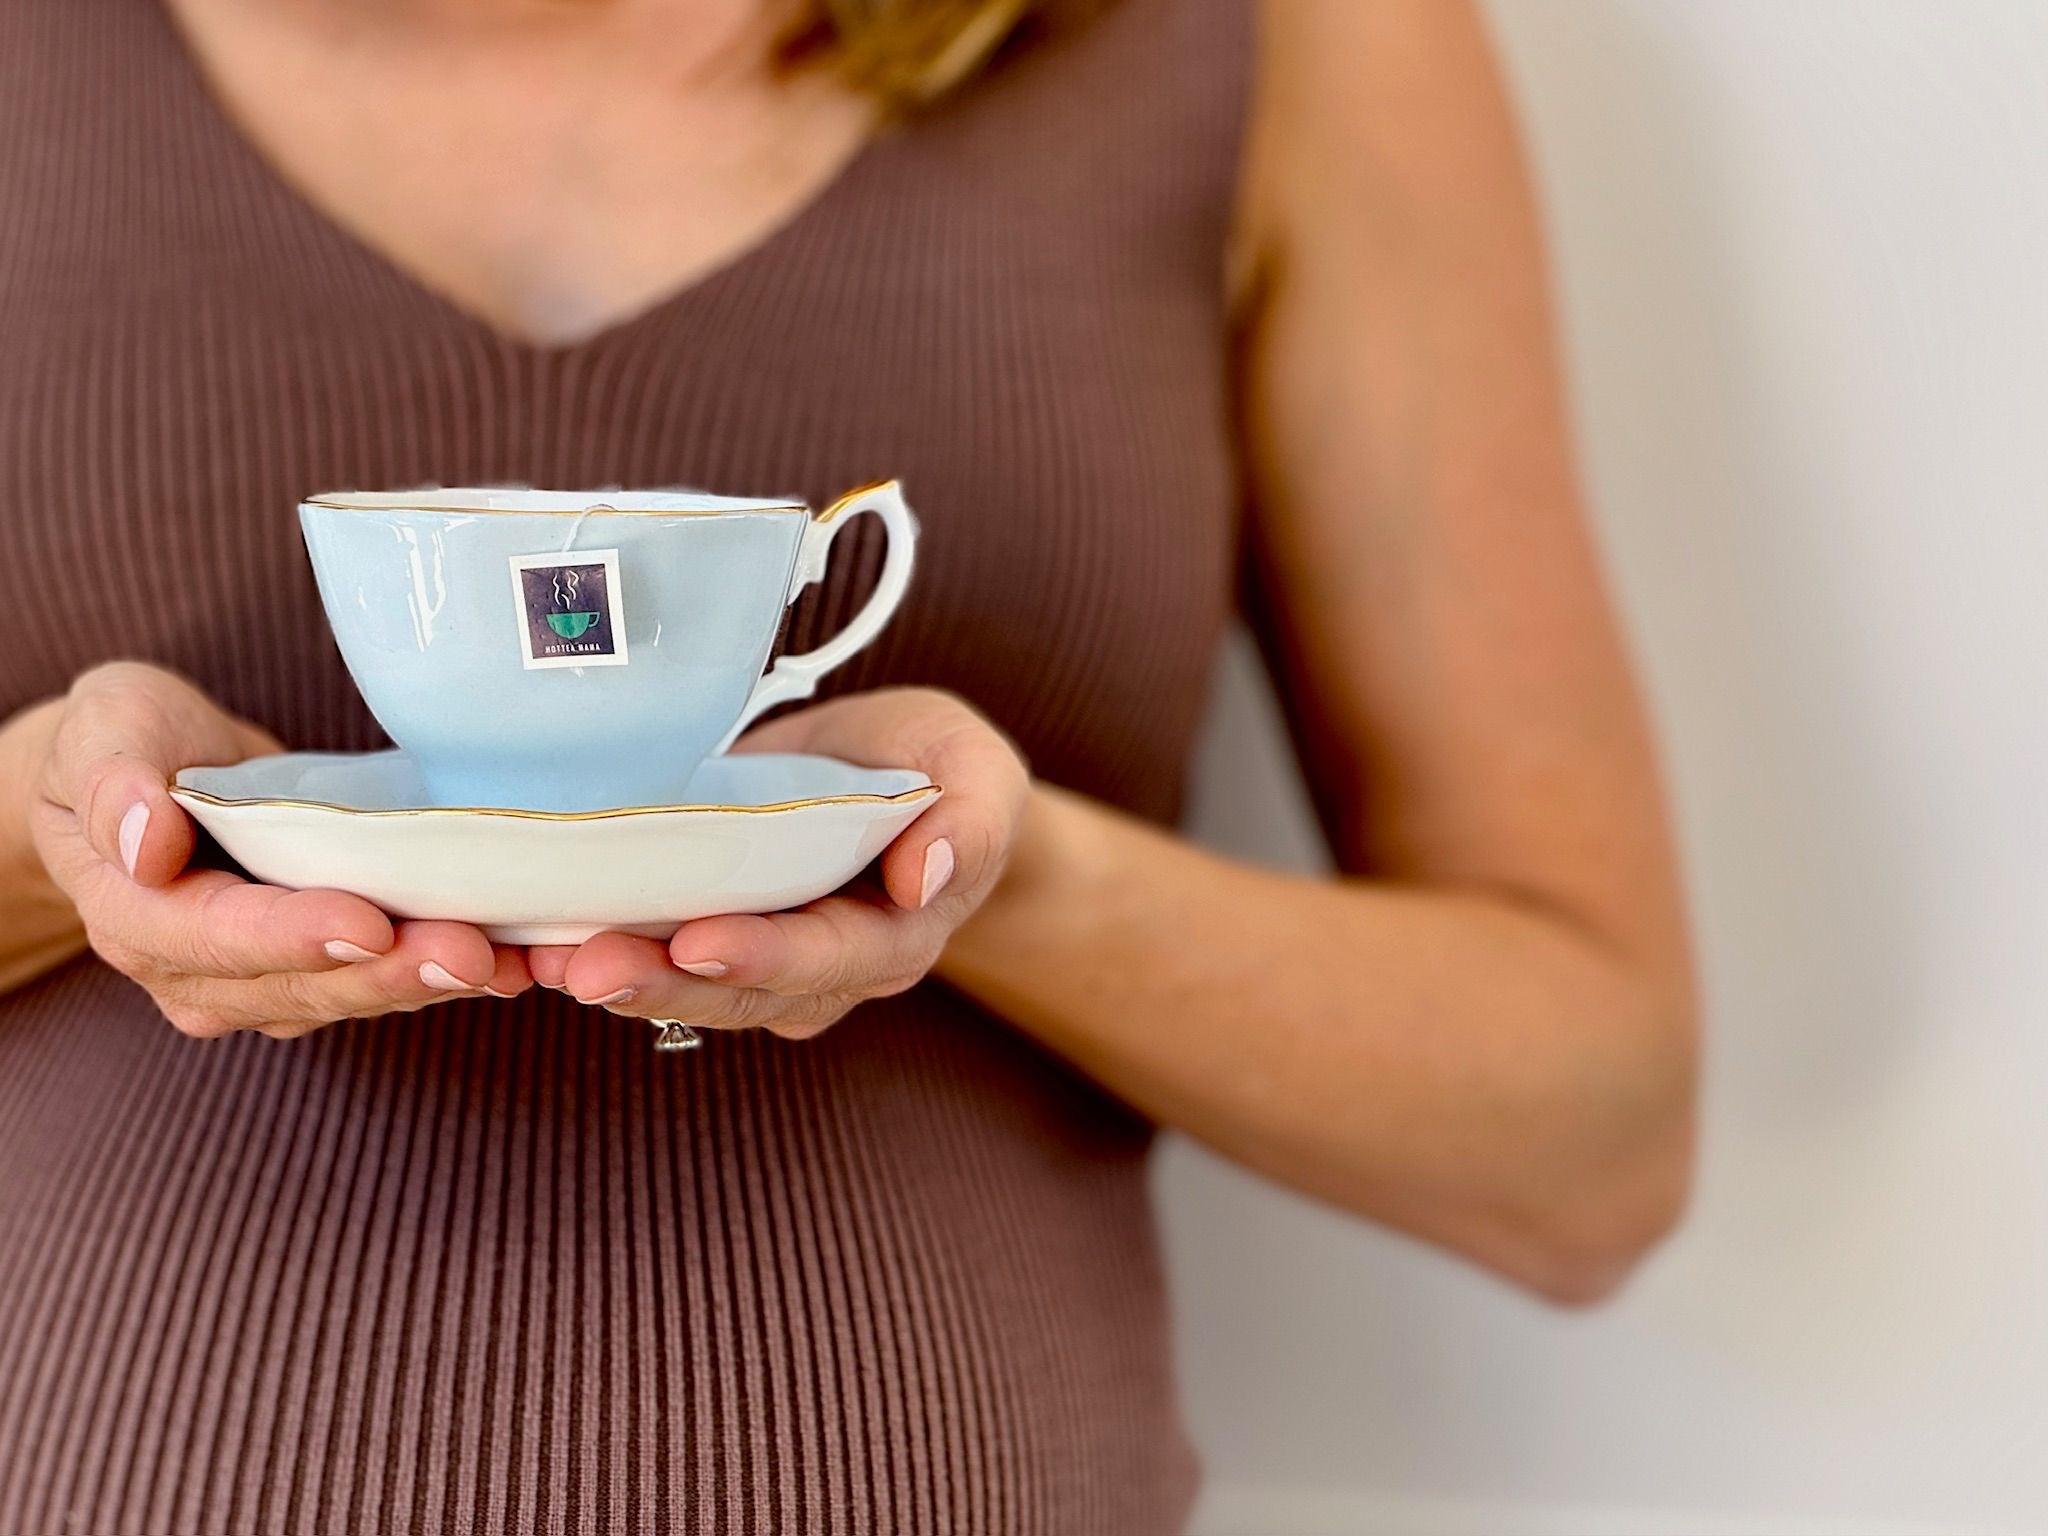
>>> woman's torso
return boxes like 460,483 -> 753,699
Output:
0,0 -> 1249,1528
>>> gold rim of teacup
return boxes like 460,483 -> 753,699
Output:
812,479 -> 896,522
302,494 -> 809,518
168,782 -> 942,821
300,481 -> 897,521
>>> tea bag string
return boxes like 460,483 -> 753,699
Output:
560,503 -> 610,553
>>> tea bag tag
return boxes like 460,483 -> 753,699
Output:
507,547 -> 630,670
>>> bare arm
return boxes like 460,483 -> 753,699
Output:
938,0 -> 1696,1304
0,701 -> 88,992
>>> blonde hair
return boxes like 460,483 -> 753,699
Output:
783,0 -> 1094,108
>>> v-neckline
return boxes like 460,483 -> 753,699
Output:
152,0 -> 890,357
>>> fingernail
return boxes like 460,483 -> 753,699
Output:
419,961 -> 468,991
582,986 -> 635,1007
677,959 -> 728,979
118,802 -> 150,878
325,940 -> 382,964
918,838 -> 956,909
485,986 -> 520,999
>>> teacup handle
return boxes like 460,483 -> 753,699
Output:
714,480 -> 919,752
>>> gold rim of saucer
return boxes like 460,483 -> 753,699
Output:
169,782 -> 942,821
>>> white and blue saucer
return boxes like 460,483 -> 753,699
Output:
171,751 -> 940,945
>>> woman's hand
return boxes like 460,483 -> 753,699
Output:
527,688 -> 1031,1040
27,661 -> 530,1037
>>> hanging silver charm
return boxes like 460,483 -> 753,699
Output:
650,1018 -> 703,1053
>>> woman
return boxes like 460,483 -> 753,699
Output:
0,0 -> 1696,1530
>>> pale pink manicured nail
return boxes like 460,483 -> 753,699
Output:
677,959 -> 728,979
485,987 -> 520,999
419,961 -> 468,991
918,838 -> 956,909
325,940 -> 382,964
117,802 -> 149,878
583,986 -> 635,1007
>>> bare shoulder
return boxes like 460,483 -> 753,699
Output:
1233,0 -> 1537,306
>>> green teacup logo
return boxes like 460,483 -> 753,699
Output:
511,553 -> 628,670
544,569 -> 600,639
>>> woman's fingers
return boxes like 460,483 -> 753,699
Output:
480,943 -> 535,998
875,816 -> 973,915
23,660 -> 523,1044
538,895 -> 938,1003
177,922 -> 521,1040
526,945 -> 576,989
51,818 -> 489,996
732,686 -> 1003,768
542,902 -> 927,1042
56,749 -> 197,888
375,920 -> 507,996
522,692 -> 1032,1043
58,860 -> 398,981
743,689 -> 1028,805
557,931 -> 750,1021
555,931 -> 844,1036
739,689 -> 1027,914
667,896 -> 933,998
181,873 -> 400,976
236,922 -> 515,1036
526,688 -> 1036,1042
42,662 -> 275,887
869,749 -> 1020,914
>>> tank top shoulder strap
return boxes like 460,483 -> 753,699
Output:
903,0 -> 1258,292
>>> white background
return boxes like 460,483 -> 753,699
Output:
1161,4 -> 2048,1532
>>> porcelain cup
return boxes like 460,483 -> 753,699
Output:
299,481 -> 917,811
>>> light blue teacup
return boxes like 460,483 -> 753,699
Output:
299,482 -> 917,811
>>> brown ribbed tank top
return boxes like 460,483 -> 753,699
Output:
0,0 -> 1249,1530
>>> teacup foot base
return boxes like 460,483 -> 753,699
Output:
481,921 -> 675,945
